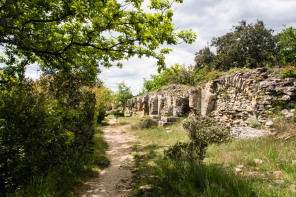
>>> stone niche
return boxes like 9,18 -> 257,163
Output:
127,68 -> 296,127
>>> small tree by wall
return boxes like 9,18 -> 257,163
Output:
277,26 -> 296,66
115,82 -> 133,112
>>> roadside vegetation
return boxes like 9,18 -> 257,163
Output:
5,119 -> 109,197
117,111 -> 296,196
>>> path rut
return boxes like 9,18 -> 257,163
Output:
77,119 -> 136,197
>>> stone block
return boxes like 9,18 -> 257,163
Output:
161,116 -> 180,123
158,121 -> 175,127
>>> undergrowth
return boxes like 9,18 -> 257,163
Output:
5,123 -> 109,197
128,115 -> 296,196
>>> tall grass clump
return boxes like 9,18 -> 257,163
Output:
146,160 -> 256,197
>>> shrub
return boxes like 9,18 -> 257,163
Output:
279,64 -> 296,78
113,110 -> 125,118
0,73 -> 97,194
182,116 -> 230,144
204,70 -> 223,80
195,65 -> 212,83
164,140 -> 208,166
131,116 -> 158,129
227,67 -> 241,74
97,108 -> 106,123
165,116 -> 230,167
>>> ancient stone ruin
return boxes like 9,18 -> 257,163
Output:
127,68 -> 296,127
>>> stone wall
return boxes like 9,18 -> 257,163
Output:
127,68 -> 296,127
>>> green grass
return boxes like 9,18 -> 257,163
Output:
129,117 -> 189,153
126,115 -> 296,196
206,135 -> 296,196
6,122 -> 109,197
128,117 -> 255,196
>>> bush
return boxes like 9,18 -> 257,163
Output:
131,116 -> 158,129
0,73 -> 97,194
113,110 -> 125,118
141,64 -> 198,94
279,64 -> 296,78
194,65 -> 223,83
97,108 -> 106,123
204,70 -> 223,80
164,116 -> 230,167
164,140 -> 208,166
0,82 -> 75,192
182,116 -> 230,144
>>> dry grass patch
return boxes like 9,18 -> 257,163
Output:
272,116 -> 296,136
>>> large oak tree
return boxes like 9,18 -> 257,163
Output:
0,0 -> 196,81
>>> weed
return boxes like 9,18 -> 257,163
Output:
227,67 -> 241,74
204,70 -> 223,80
248,118 -> 260,128
279,64 -> 296,78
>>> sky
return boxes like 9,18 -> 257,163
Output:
23,0 -> 296,94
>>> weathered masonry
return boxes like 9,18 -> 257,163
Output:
127,68 -> 296,127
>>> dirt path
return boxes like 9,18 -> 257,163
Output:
77,119 -> 136,197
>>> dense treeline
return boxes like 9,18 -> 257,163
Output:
0,72 -> 112,194
140,20 -> 296,94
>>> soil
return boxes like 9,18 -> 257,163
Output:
76,119 -> 136,197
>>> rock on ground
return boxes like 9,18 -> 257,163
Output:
230,127 -> 272,139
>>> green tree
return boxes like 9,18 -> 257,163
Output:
140,63 -> 197,94
142,74 -> 168,93
211,20 -> 276,71
0,0 -> 196,81
194,46 -> 215,71
115,81 -> 133,112
277,26 -> 296,66
0,74 -> 96,192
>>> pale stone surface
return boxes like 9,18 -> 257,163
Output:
231,127 -> 271,139
254,159 -> 263,164
246,171 -> 260,176
265,120 -> 274,127
273,171 -> 282,178
275,179 -> 284,184
281,109 -> 294,119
